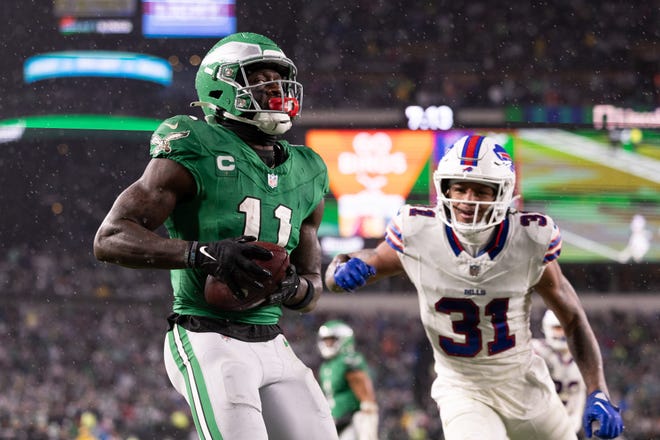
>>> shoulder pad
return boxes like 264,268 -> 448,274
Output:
150,115 -> 202,158
515,211 -> 562,263
402,204 -> 437,235
385,204 -> 437,253
287,142 -> 326,166
343,352 -> 365,370
516,211 -> 557,244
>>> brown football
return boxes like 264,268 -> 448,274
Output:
204,241 -> 290,311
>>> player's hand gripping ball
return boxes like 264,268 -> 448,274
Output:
204,241 -> 290,311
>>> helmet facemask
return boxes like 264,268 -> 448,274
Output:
229,67 -> 302,135
317,321 -> 355,359
436,178 -> 513,236
433,135 -> 516,240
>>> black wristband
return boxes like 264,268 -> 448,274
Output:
284,278 -> 315,311
185,241 -> 198,268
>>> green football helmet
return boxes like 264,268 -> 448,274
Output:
318,320 -> 355,359
193,32 -> 303,135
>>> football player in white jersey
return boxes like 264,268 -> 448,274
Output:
532,309 -> 587,435
325,135 -> 624,440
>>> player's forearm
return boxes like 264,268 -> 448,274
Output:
347,371 -> 377,406
352,381 -> 377,405
566,318 -> 608,396
94,219 -> 189,269
283,273 -> 322,312
287,228 -> 324,311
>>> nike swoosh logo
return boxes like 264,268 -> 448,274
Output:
198,246 -> 217,261
594,402 -> 608,412
164,122 -> 179,129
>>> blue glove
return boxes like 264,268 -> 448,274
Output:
583,390 -> 624,438
333,258 -> 376,291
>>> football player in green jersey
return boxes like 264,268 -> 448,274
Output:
94,32 -> 338,440
318,320 -> 379,440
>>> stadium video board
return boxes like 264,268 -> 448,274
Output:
307,128 -> 660,264
55,0 -> 137,34
0,110 -> 656,265
142,0 -> 236,38
53,0 -> 236,37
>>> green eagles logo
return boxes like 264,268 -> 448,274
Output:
150,131 -> 190,155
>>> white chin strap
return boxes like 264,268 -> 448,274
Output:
252,112 -> 292,135
224,111 -> 292,135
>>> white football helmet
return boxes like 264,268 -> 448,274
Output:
317,320 -> 355,359
542,310 -> 568,351
433,135 -> 516,235
193,32 -> 302,135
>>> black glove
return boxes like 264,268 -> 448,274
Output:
265,265 -> 300,305
190,236 -> 273,296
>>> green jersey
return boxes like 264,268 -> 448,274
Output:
319,351 -> 371,422
149,115 -> 329,325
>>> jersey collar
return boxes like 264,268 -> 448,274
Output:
445,217 -> 510,259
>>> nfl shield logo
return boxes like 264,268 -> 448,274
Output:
469,264 -> 480,277
268,173 -> 279,188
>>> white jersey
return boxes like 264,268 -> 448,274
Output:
386,206 -> 562,387
531,338 -> 586,433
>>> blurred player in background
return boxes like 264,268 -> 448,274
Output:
325,135 -> 624,439
618,214 -> 652,263
532,309 -> 587,436
94,32 -> 337,440
317,320 -> 379,440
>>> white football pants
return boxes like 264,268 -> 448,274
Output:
164,325 -> 338,440
433,355 -> 578,440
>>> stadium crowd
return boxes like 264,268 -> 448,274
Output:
0,286 -> 657,439
0,1 -> 657,438
1,0 -> 658,123
292,1 -> 658,110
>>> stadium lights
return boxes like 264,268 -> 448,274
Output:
24,51 -> 173,86
0,114 -> 161,143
